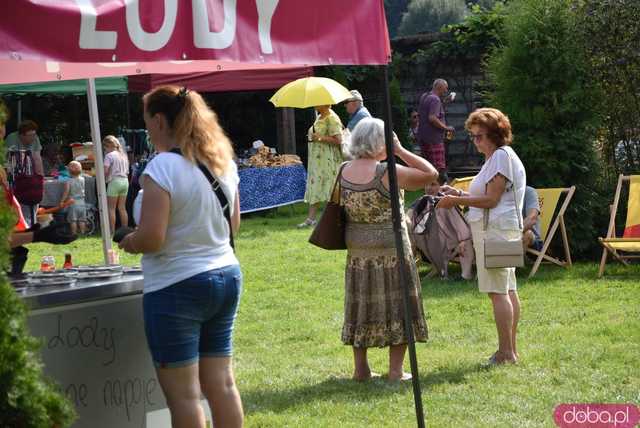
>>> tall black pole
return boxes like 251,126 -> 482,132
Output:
379,65 -> 426,428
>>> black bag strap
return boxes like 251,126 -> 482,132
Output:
170,148 -> 234,250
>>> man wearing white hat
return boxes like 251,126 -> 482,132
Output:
345,89 -> 372,131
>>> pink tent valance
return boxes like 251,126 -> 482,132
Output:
127,65 -> 313,93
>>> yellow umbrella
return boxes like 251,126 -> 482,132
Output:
269,77 -> 351,108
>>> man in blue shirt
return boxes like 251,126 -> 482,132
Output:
522,186 -> 544,251
345,90 -> 371,131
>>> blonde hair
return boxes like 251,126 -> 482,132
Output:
68,161 -> 82,176
465,108 -> 513,147
103,135 -> 129,170
143,86 -> 233,176
103,135 -> 120,150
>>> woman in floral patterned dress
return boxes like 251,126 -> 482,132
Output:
340,118 -> 437,381
298,105 -> 344,227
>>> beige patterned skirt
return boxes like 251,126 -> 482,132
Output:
342,223 -> 428,348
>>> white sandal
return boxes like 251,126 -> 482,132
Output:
297,218 -> 317,228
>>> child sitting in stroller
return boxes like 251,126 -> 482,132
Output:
407,174 -> 474,280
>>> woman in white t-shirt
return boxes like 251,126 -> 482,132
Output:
118,86 -> 243,428
437,108 -> 525,366
103,135 -> 129,235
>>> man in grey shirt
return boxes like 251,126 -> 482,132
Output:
5,120 -> 44,176
345,90 -> 371,131
522,186 -> 543,251
6,120 -> 44,226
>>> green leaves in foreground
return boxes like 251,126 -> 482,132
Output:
0,133 -> 75,427
0,281 -> 75,427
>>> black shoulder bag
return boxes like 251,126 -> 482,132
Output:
170,148 -> 234,249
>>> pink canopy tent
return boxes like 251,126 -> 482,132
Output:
0,1 -> 389,65
0,0 -> 389,260
1,2 -> 426,424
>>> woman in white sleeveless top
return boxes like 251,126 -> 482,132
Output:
118,86 -> 243,427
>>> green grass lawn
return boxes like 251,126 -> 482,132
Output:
23,204 -> 640,427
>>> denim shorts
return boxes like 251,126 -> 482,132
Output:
143,264 -> 242,368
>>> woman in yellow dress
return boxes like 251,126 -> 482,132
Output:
298,104 -> 344,227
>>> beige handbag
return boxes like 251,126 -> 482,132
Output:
483,148 -> 525,269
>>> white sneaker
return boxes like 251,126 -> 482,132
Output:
297,218 -> 317,228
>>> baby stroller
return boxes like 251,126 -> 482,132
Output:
407,194 -> 474,280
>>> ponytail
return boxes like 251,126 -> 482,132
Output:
143,86 -> 233,176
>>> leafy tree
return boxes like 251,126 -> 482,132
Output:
486,0 -> 604,256
418,3 -> 506,62
0,108 -> 76,427
468,0 -> 501,9
384,0 -> 410,38
576,0 -> 640,175
398,0 -> 467,36
390,1 -> 505,152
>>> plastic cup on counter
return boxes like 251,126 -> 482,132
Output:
40,255 -> 56,272
107,249 -> 120,265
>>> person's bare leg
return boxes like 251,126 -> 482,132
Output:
488,293 -> 516,363
156,363 -> 206,428
389,344 -> 410,381
352,347 -> 373,380
69,222 -> 78,235
298,203 -> 320,227
116,194 -> 128,228
78,220 -> 86,235
460,240 -> 475,280
200,357 -> 243,428
308,203 -> 319,221
107,196 -> 118,236
508,290 -> 520,360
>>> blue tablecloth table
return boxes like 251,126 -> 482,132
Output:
239,165 -> 306,213
42,166 -> 306,215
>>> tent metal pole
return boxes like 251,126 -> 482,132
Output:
86,78 -> 112,264
126,94 -> 131,129
17,98 -> 22,126
379,65 -> 425,428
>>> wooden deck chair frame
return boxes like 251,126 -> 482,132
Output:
598,175 -> 640,278
452,177 -> 577,277
450,176 -> 474,194
527,186 -> 576,278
